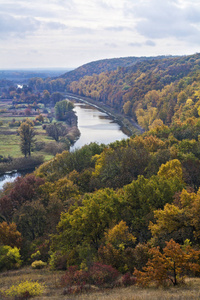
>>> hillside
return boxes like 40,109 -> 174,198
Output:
2,53 -> 200,297
60,55 -> 171,83
67,53 -> 200,128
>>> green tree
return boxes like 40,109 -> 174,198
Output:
55,99 -> 74,121
18,120 -> 36,157
51,188 -> 122,266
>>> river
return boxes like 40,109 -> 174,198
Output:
0,172 -> 21,190
0,102 -> 128,189
70,102 -> 128,151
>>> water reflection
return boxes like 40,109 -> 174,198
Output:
0,172 -> 20,190
70,103 -> 128,151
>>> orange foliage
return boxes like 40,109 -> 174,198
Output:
134,239 -> 200,287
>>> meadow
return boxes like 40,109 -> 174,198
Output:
0,267 -> 200,300
0,98 -> 78,162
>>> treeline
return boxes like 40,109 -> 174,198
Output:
60,55 -> 169,83
67,53 -> 200,129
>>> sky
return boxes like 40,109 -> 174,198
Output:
0,0 -> 200,69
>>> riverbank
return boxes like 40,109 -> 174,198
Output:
0,156 -> 44,176
65,92 -> 144,136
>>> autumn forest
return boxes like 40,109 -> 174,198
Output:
1,53 -> 200,297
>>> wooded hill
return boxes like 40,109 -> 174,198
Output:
66,53 -> 200,129
2,53 -> 200,293
60,55 -> 170,83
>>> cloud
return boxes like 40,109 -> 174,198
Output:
105,42 -> 118,48
0,14 -> 40,39
44,21 -> 67,30
105,26 -> 129,32
145,40 -> 156,46
126,0 -> 200,41
129,40 -> 156,48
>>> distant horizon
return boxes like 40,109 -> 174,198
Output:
0,67 -> 74,71
0,52 -> 191,72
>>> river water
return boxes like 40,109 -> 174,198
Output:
0,102 -> 128,189
0,172 -> 21,190
70,102 -> 128,151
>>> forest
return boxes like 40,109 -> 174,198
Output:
1,53 -> 200,298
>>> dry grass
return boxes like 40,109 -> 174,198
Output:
1,267 -> 200,300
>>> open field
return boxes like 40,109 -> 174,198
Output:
0,267 -> 200,300
0,99 -> 78,161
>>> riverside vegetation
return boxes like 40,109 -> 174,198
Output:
0,84 -> 80,174
1,53 -> 200,299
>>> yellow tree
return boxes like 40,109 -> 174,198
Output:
0,222 -> 22,248
98,221 -> 136,271
134,239 -> 200,287
157,159 -> 183,181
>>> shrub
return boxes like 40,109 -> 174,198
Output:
61,266 -> 89,287
31,250 -> 41,261
121,272 -> 137,286
49,251 -> 68,270
31,260 -> 47,269
89,262 -> 119,287
34,141 -> 45,151
3,280 -> 45,298
61,262 -> 120,289
8,120 -> 21,127
0,246 -> 22,271
44,142 -> 66,156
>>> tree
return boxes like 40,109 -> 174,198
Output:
18,120 -> 36,157
134,239 -> 200,287
98,221 -> 136,271
55,99 -> 74,121
50,92 -> 64,105
46,123 -> 68,142
51,188 -> 122,267
0,222 -> 22,248
42,90 -> 50,106
157,159 -> 183,181
14,201 -> 47,241
149,203 -> 192,246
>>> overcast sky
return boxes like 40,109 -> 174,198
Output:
1,0 -> 200,69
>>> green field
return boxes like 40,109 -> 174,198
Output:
0,99 -> 71,160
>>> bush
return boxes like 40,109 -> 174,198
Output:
60,266 -> 89,287
34,141 -> 45,151
61,262 -> 120,289
44,142 -> 66,156
31,260 -> 47,269
8,120 -> 21,127
31,250 -> 41,261
0,155 -> 44,174
121,272 -> 137,286
0,246 -> 22,271
2,280 -> 45,298
49,251 -> 68,270
89,262 -> 119,287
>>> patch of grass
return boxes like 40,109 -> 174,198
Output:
0,267 -> 200,300
0,134 -> 21,157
